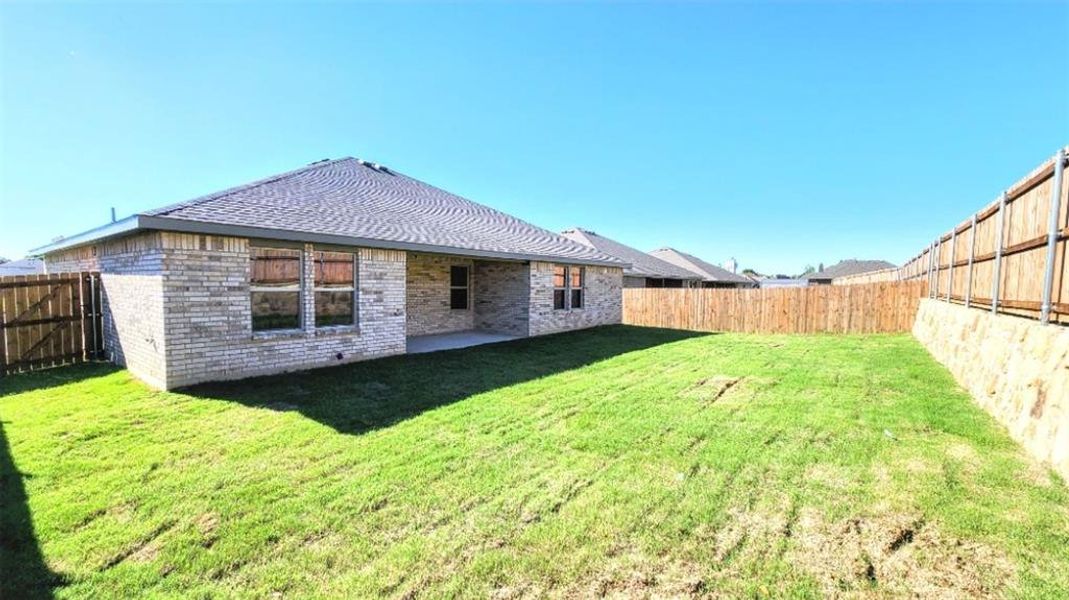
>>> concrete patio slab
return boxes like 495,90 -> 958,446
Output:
406,330 -> 520,354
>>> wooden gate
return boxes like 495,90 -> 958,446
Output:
0,272 -> 104,375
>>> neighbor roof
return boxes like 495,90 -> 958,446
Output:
32,158 -> 625,267
560,228 -> 701,281
648,248 -> 754,284
805,259 -> 897,281
0,258 -> 44,276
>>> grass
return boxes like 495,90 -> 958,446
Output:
1,325 -> 1067,598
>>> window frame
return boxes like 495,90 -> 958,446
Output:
313,249 -> 358,329
570,266 -> 585,310
249,245 -> 304,333
553,265 -> 568,310
449,265 -> 470,311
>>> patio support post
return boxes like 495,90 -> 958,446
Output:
991,192 -> 1006,315
965,214 -> 977,308
1040,148 -> 1066,324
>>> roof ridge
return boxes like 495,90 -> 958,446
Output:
146,157 -> 351,217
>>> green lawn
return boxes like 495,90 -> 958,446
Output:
2,326 -> 1067,598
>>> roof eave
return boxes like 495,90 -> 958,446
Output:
29,215 -> 142,255
32,215 -> 629,268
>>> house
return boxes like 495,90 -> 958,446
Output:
560,228 -> 702,288
805,259 -> 896,285
758,277 -> 809,289
647,248 -> 757,288
31,158 -> 627,389
0,257 -> 45,277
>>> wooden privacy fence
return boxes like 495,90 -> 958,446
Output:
0,272 -> 104,375
898,148 -> 1068,324
622,281 -> 928,334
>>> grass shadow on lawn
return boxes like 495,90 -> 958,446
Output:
0,419 -> 67,599
0,362 -> 121,398
185,325 -> 711,436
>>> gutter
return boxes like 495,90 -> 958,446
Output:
30,215 -> 630,269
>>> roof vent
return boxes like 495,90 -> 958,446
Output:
356,158 -> 394,175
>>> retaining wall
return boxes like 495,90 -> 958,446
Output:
913,299 -> 1068,480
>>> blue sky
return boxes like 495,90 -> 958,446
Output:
1,2 -> 1066,275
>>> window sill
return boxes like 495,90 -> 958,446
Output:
314,325 -> 360,337
251,328 -> 306,340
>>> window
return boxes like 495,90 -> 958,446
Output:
450,265 -> 469,310
314,250 -> 356,327
571,266 -> 584,309
250,247 -> 302,331
553,266 -> 567,310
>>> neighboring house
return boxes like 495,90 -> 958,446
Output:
647,248 -> 757,288
561,228 -> 702,288
759,278 -> 809,289
805,259 -> 897,285
0,257 -> 45,276
32,157 -> 627,389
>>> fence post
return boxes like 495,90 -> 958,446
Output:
947,229 -> 956,303
926,244 -> 932,296
965,214 -> 977,308
991,192 -> 1006,315
937,238 -> 943,299
1040,148 -> 1066,324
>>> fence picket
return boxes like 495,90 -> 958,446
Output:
0,272 -> 104,375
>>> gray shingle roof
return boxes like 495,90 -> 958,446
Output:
648,247 -> 754,284
135,158 -> 624,266
35,158 -> 624,265
0,258 -> 44,276
560,228 -> 701,280
805,259 -> 897,280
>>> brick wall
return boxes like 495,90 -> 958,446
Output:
48,232 -> 407,389
473,260 -> 530,336
46,235 -> 168,388
45,232 -> 624,388
528,262 -> 623,337
163,240 -> 406,388
913,299 -> 1069,480
405,252 -> 475,337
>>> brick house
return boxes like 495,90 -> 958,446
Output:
647,248 -> 756,288
560,228 -> 703,288
33,158 -> 626,389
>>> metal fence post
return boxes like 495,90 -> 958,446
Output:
965,214 -> 977,308
926,243 -> 934,295
1040,148 -> 1066,324
947,229 -> 956,303
934,237 -> 942,299
991,192 -> 1006,315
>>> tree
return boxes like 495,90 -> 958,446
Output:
800,264 -> 816,276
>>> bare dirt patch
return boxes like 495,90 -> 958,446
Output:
790,509 -> 1014,598
576,554 -> 706,599
681,376 -> 743,403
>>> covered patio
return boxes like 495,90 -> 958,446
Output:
406,330 -> 520,354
